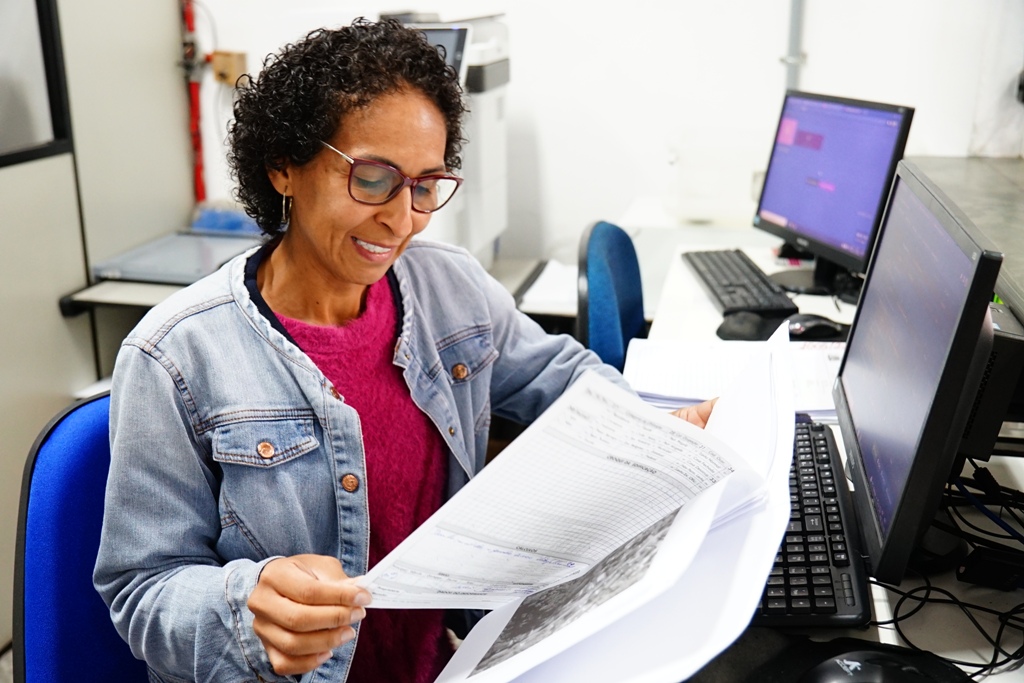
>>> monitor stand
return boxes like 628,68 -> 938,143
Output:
906,519 -> 969,577
769,256 -> 863,304
776,242 -> 815,261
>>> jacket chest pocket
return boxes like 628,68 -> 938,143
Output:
212,417 -> 320,468
436,327 -> 498,435
436,326 -> 498,385
210,416 -> 332,560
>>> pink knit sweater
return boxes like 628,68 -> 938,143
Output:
278,277 -> 451,682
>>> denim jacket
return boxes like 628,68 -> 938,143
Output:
93,240 -> 627,683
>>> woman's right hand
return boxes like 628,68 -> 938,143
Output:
248,554 -> 372,676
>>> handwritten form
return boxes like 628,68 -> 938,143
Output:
360,371 -> 756,610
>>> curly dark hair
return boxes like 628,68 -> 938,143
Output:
228,17 -> 467,235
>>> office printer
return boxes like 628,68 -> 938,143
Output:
391,13 -> 511,270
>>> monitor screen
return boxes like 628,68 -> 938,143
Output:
754,91 -> 913,300
832,160 -> 1002,584
412,25 -> 471,87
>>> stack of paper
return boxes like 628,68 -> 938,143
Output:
623,337 -> 843,423
516,260 -> 578,316
358,328 -> 797,682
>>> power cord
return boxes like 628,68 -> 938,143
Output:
861,463 -> 1024,677
868,577 -> 1024,678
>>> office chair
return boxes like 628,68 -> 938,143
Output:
576,220 -> 646,372
14,392 -> 147,683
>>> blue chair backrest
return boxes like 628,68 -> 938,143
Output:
577,220 -> 645,371
14,392 -> 147,683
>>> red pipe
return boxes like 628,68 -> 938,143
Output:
182,0 -> 205,202
189,80 -> 205,202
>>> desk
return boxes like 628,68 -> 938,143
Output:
642,226 -> 856,343
636,228 -> 1024,677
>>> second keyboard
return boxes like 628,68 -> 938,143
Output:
682,249 -> 799,318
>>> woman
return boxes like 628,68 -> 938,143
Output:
94,18 -> 713,683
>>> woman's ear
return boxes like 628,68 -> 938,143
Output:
267,163 -> 291,195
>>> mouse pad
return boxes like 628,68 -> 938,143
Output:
687,629 -> 970,683
716,312 -> 850,342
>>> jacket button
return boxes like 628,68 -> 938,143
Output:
257,442 -> 275,459
448,426 -> 456,436
341,474 -> 360,492
329,386 -> 341,400
451,363 -> 469,380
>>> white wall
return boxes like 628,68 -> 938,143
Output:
55,0 -> 195,375
800,1 -> 1024,158
192,1 -> 1024,262
56,0 -> 194,265
0,154 -> 97,646
0,0 -> 198,645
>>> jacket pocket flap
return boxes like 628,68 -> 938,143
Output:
437,328 -> 498,383
212,418 -> 319,467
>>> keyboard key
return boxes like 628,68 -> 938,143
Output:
790,598 -> 812,613
815,598 -> 837,612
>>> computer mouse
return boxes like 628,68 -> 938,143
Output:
798,650 -> 932,683
787,313 -> 846,340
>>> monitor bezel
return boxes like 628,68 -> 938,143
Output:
831,160 -> 1002,585
409,24 -> 472,88
753,90 -> 914,280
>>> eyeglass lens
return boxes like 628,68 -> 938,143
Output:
349,161 -> 459,212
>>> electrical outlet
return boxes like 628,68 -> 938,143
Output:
211,51 -> 247,86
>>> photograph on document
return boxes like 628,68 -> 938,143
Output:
434,480 -> 729,683
472,508 -> 678,673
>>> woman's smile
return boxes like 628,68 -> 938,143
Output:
356,235 -> 395,255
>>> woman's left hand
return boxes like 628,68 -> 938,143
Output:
671,397 -> 718,429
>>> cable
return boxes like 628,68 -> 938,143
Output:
869,570 -> 932,626
955,478 -> 1024,545
869,579 -> 1024,677
191,0 -> 219,52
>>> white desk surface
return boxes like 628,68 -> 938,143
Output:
640,226 -> 856,343
633,223 -> 1024,677
68,257 -> 546,314
69,279 -> 183,308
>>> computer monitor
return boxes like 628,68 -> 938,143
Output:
754,91 -> 914,302
832,160 -> 1002,584
411,24 -> 471,87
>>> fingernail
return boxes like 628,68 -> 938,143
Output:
316,651 -> 332,665
354,591 -> 372,607
340,627 -> 356,644
351,607 -> 367,622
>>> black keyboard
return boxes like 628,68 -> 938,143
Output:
682,249 -> 799,318
751,421 -> 871,628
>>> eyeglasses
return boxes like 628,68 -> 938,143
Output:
320,141 -> 462,213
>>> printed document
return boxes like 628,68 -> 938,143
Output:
434,326 -> 795,682
623,337 -> 841,421
360,370 -> 761,609
358,327 -> 794,682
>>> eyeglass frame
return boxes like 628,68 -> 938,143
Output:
319,140 -> 463,213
